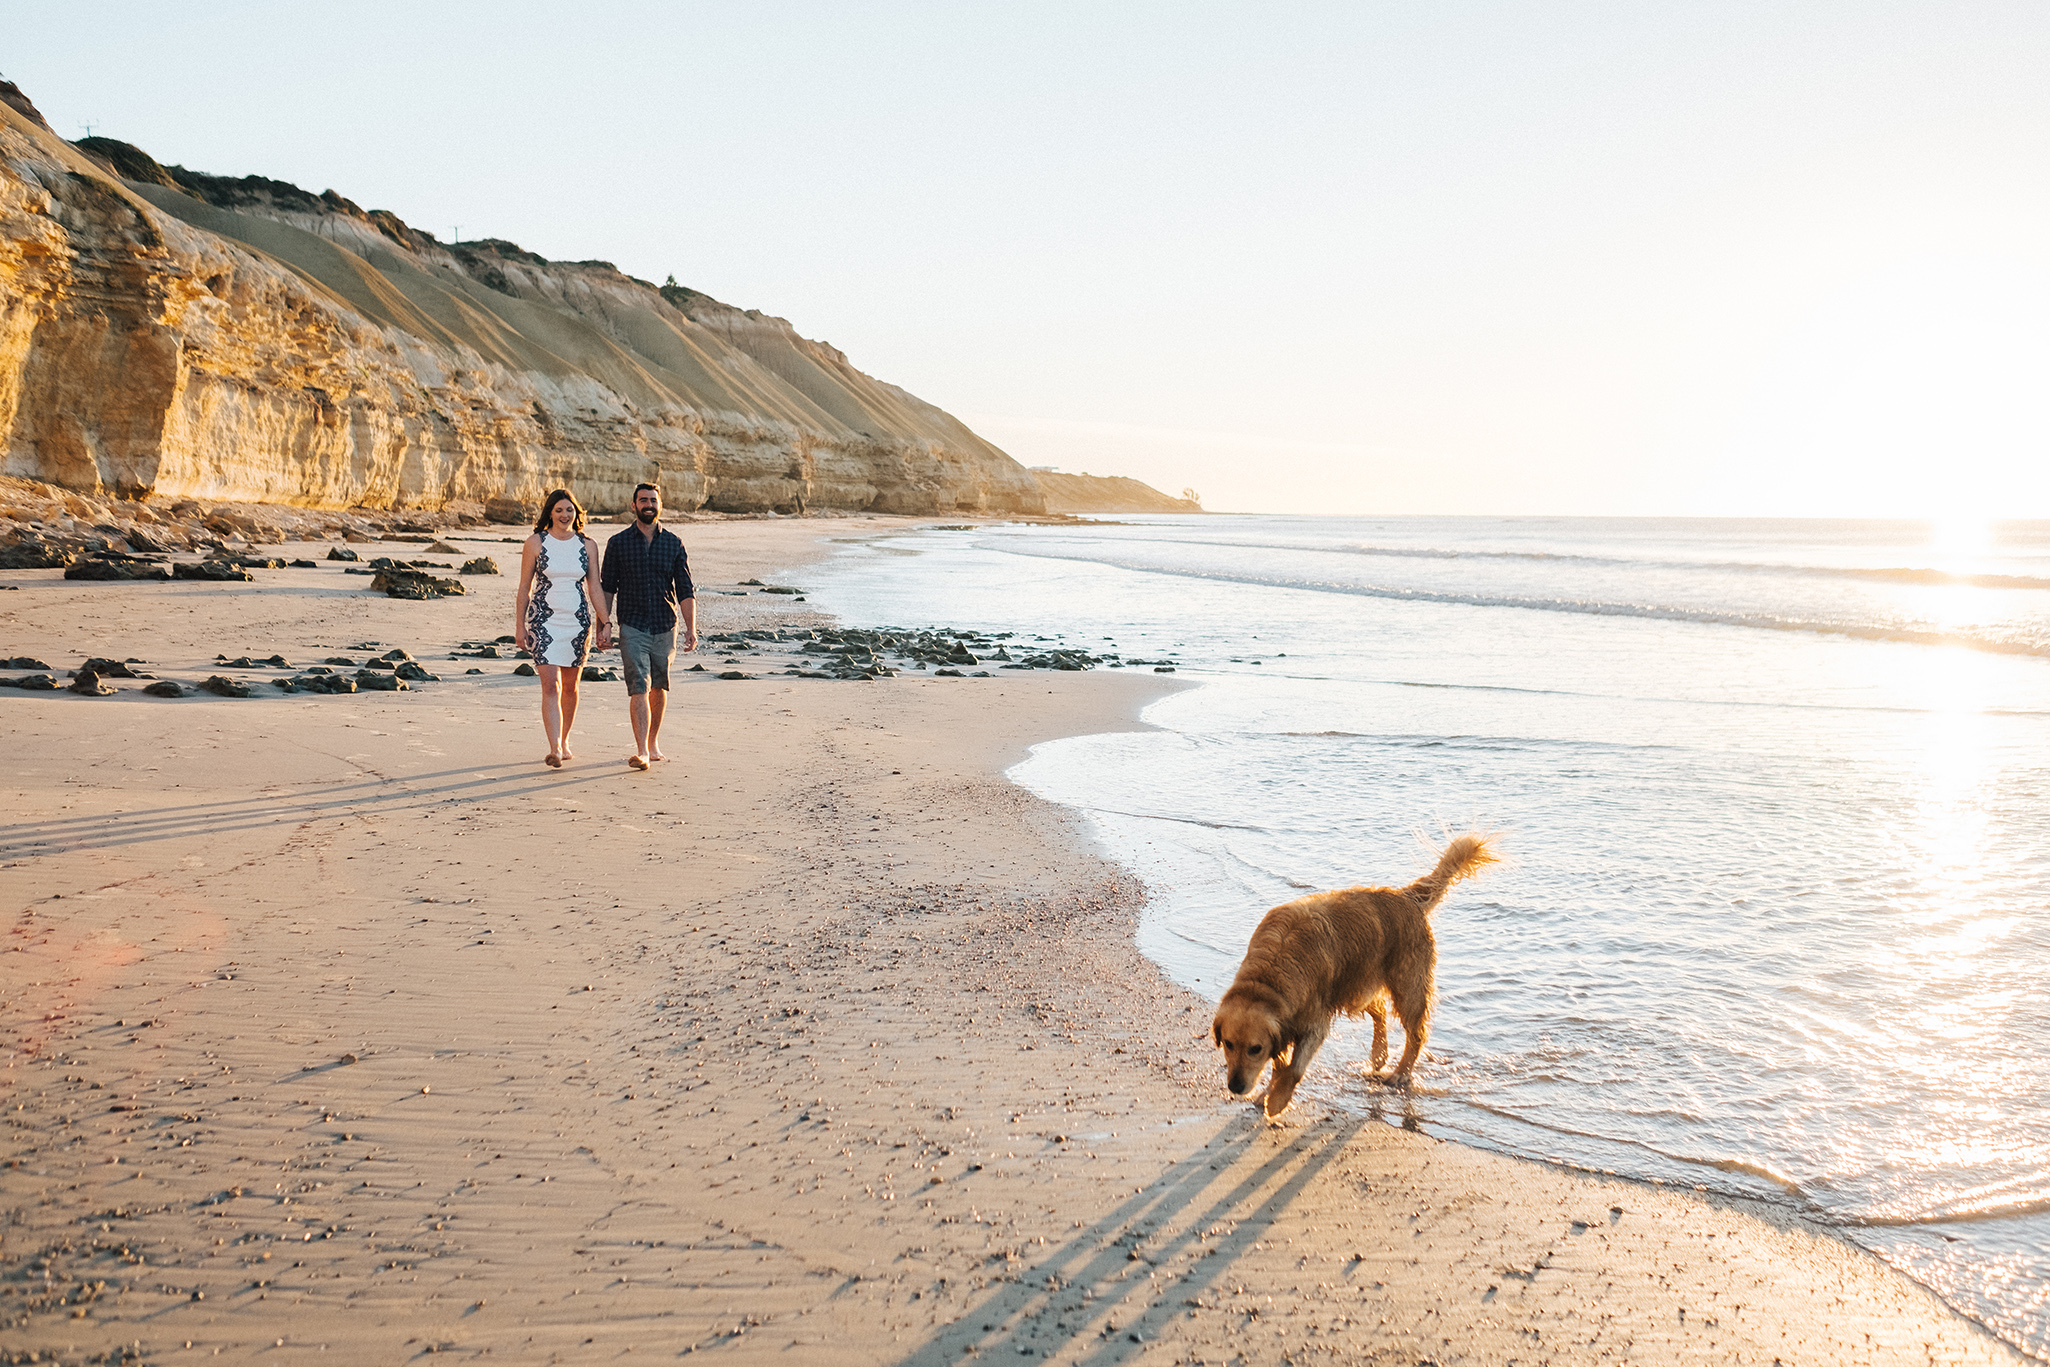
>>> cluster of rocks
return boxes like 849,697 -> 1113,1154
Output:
0,476 -> 511,564
0,477 -> 502,600
0,618 -> 1182,701
0,644 -> 470,700
698,626 -> 1178,681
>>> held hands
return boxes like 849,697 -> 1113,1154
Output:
596,621 -> 614,651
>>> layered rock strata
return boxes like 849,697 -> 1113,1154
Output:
0,88 -> 1044,516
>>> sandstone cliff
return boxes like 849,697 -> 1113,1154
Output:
1032,470 -> 1203,514
0,86 -> 1044,517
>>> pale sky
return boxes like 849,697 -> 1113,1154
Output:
8,2 -> 2048,516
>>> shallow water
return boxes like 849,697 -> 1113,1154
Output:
799,515 -> 2050,1357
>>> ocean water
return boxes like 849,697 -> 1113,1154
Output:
796,515 -> 2050,1358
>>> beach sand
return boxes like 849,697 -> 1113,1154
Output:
1,518 -> 2027,1364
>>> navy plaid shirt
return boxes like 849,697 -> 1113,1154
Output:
601,523 -> 695,633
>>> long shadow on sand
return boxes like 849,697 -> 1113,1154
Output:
892,1111 -> 1365,1365
0,762 -> 628,858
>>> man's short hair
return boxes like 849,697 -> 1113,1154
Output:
633,482 -> 660,500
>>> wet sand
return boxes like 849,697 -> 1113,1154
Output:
0,517 -> 2027,1364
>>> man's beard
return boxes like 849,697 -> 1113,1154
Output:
636,507 -> 658,524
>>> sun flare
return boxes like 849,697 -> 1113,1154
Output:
1929,516 -> 1993,562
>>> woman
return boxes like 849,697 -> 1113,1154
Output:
514,489 -> 611,767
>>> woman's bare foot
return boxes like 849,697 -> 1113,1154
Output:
628,754 -> 650,771
559,741 -> 574,760
649,747 -> 666,761
544,753 -> 563,768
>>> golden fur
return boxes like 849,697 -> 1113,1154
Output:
1211,834 -> 1497,1118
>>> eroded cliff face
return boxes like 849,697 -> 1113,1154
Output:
0,95 -> 1044,516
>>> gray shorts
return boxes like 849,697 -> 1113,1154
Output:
618,624 -> 676,696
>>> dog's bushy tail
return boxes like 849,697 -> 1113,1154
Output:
1403,833 -> 1498,914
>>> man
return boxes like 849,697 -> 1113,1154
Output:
600,482 -> 697,770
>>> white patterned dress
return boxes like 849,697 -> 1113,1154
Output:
527,533 -> 593,667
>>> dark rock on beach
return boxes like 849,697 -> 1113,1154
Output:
326,546 -> 360,562
199,675 -> 252,698
0,537 -> 76,569
394,661 -> 439,682
353,670 -> 410,691
513,662 -> 537,677
370,567 -> 465,599
8,673 -> 59,690
65,558 -> 169,581
81,658 -> 151,678
3,656 -> 53,670
174,561 -> 254,583
460,557 -> 500,575
67,668 -> 114,695
282,673 -> 355,694
143,680 -> 185,697
580,665 -> 618,682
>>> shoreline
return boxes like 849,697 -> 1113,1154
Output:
0,517 -> 2029,1363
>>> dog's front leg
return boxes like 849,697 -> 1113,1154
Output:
1263,1022 -> 1329,1119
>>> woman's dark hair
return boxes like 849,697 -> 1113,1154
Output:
534,489 -> 586,535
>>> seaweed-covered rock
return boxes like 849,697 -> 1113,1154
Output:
81,658 -> 150,678
394,661 -> 439,682
199,675 -> 252,697
174,561 -> 254,583
3,656 -> 54,670
460,557 -> 500,575
67,668 -> 115,695
353,670 -> 410,691
11,673 -> 60,690
143,680 -> 185,698
290,559 -> 318,568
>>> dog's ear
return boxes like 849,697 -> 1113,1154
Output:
1211,1017 -> 1224,1047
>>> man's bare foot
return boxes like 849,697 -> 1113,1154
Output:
628,754 -> 650,771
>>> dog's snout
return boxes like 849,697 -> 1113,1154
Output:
1228,1076 -> 1248,1094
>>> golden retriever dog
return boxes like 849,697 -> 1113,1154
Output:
1212,834 -> 1497,1118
